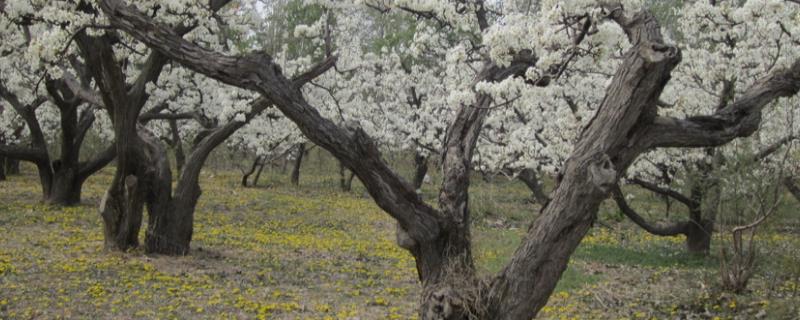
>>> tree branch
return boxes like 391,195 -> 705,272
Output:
291,55 -> 338,88
78,144 -> 116,180
126,0 -> 234,108
644,60 -> 800,149
754,135 -> 797,162
627,177 -> 697,208
74,106 -> 97,147
139,111 -> 201,122
98,0 -> 445,252
611,185 -> 689,236
0,144 -> 48,163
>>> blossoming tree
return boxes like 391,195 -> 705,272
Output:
66,0 -> 800,318
0,4 -> 116,204
2,0 -> 287,254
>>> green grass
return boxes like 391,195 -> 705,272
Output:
573,244 -> 716,269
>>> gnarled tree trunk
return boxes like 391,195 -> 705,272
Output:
145,102 -> 267,255
79,0 -> 234,251
49,166 -> 83,205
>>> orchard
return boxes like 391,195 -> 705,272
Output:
1,0 -> 799,319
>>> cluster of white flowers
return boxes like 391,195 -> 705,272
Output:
1,0 -> 797,193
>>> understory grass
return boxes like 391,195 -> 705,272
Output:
1,152 -> 799,319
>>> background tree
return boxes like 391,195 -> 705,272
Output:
0,6 -> 115,205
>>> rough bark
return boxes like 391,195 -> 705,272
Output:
485,9 -> 683,318
77,31 -> 153,249
99,172 -> 145,251
290,143 -> 305,186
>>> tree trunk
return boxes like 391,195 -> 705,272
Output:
141,128 -> 181,254
241,155 -> 261,187
518,168 -> 550,205
281,156 -> 288,174
685,162 -> 716,255
146,107 -> 264,255
100,172 -> 145,251
99,127 -> 154,251
78,0 -> 234,252
616,174 -> 714,256
253,160 -> 267,187
338,162 -> 356,191
96,113 -> 152,252
0,156 -> 5,181
33,160 -> 55,201
685,217 -> 713,254
46,167 -> 83,206
339,162 -> 349,191
290,143 -> 305,186
412,152 -> 429,191
145,196 -> 196,255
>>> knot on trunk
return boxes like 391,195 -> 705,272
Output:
589,154 -> 616,193
639,42 -> 680,64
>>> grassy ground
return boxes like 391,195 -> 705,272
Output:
1,154 -> 799,319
